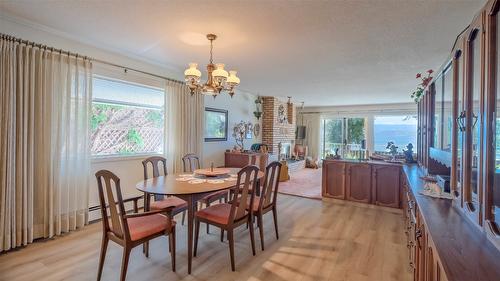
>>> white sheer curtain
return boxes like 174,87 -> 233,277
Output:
165,80 -> 204,173
0,36 -> 91,251
301,113 -> 321,160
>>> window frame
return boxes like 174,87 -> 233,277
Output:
90,75 -> 166,160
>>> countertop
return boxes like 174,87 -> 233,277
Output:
323,158 -> 403,166
402,164 -> 500,281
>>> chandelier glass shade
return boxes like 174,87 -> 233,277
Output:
184,34 -> 240,97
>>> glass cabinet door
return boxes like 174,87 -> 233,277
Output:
466,28 -> 482,214
443,65 -> 453,152
434,78 -> 443,148
487,9 -> 500,236
455,49 -> 464,198
493,48 -> 500,228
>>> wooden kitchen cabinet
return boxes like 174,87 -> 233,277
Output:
372,165 -> 401,208
322,160 -> 346,199
322,159 -> 401,208
346,163 -> 372,204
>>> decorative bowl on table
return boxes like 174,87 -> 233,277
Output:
194,168 -> 231,177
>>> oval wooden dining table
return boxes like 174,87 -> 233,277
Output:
136,167 -> 264,274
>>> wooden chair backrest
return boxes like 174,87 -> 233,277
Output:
142,156 -> 168,201
142,156 -> 167,180
260,161 -> 282,209
95,170 -> 130,240
229,165 -> 259,224
182,153 -> 200,173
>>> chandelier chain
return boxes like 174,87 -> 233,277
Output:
209,38 -> 214,64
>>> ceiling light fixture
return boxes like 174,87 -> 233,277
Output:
184,34 -> 240,98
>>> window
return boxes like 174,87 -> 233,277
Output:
321,117 -> 366,159
91,76 -> 164,156
374,115 -> 417,152
204,108 -> 228,141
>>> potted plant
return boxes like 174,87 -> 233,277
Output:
410,69 -> 433,103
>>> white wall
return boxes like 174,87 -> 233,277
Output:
203,93 -> 262,167
0,14 -> 258,215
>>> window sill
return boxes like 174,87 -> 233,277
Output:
91,153 -> 164,164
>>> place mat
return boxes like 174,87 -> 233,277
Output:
188,179 -> 206,184
175,177 -> 192,181
207,179 -> 224,184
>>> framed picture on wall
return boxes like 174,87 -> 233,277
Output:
204,107 -> 228,142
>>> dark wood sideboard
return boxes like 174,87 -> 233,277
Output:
322,159 -> 402,208
224,151 -> 268,171
402,164 -> 500,281
322,160 -> 500,280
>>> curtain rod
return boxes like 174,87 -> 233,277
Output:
1,33 -> 184,84
300,108 -> 417,115
1,33 -> 90,60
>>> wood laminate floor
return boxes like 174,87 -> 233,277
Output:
0,195 -> 411,281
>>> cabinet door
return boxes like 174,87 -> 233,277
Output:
372,165 -> 401,208
463,15 -> 483,223
415,210 -> 426,281
452,43 -> 464,199
322,161 -> 346,199
346,164 -> 371,203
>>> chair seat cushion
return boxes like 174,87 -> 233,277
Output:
127,214 -> 174,241
200,190 -> 228,203
195,203 -> 233,225
150,196 -> 187,212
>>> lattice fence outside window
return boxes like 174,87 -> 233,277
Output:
91,103 -> 164,156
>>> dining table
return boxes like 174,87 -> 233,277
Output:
136,167 -> 264,274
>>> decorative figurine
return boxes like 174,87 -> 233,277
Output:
403,143 -> 415,163
333,148 -> 341,159
386,141 -> 398,161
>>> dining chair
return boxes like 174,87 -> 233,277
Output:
182,153 -> 228,234
250,161 -> 282,250
142,156 -> 187,226
193,165 -> 259,271
95,170 -> 176,281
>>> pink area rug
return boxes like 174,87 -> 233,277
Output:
278,168 -> 322,200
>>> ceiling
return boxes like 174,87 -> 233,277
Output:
0,0 -> 485,107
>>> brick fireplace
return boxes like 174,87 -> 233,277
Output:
262,97 -> 296,159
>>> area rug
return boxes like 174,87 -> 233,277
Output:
278,168 -> 322,200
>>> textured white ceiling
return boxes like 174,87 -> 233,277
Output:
0,0 -> 486,106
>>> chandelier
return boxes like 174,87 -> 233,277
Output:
184,34 -> 240,98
